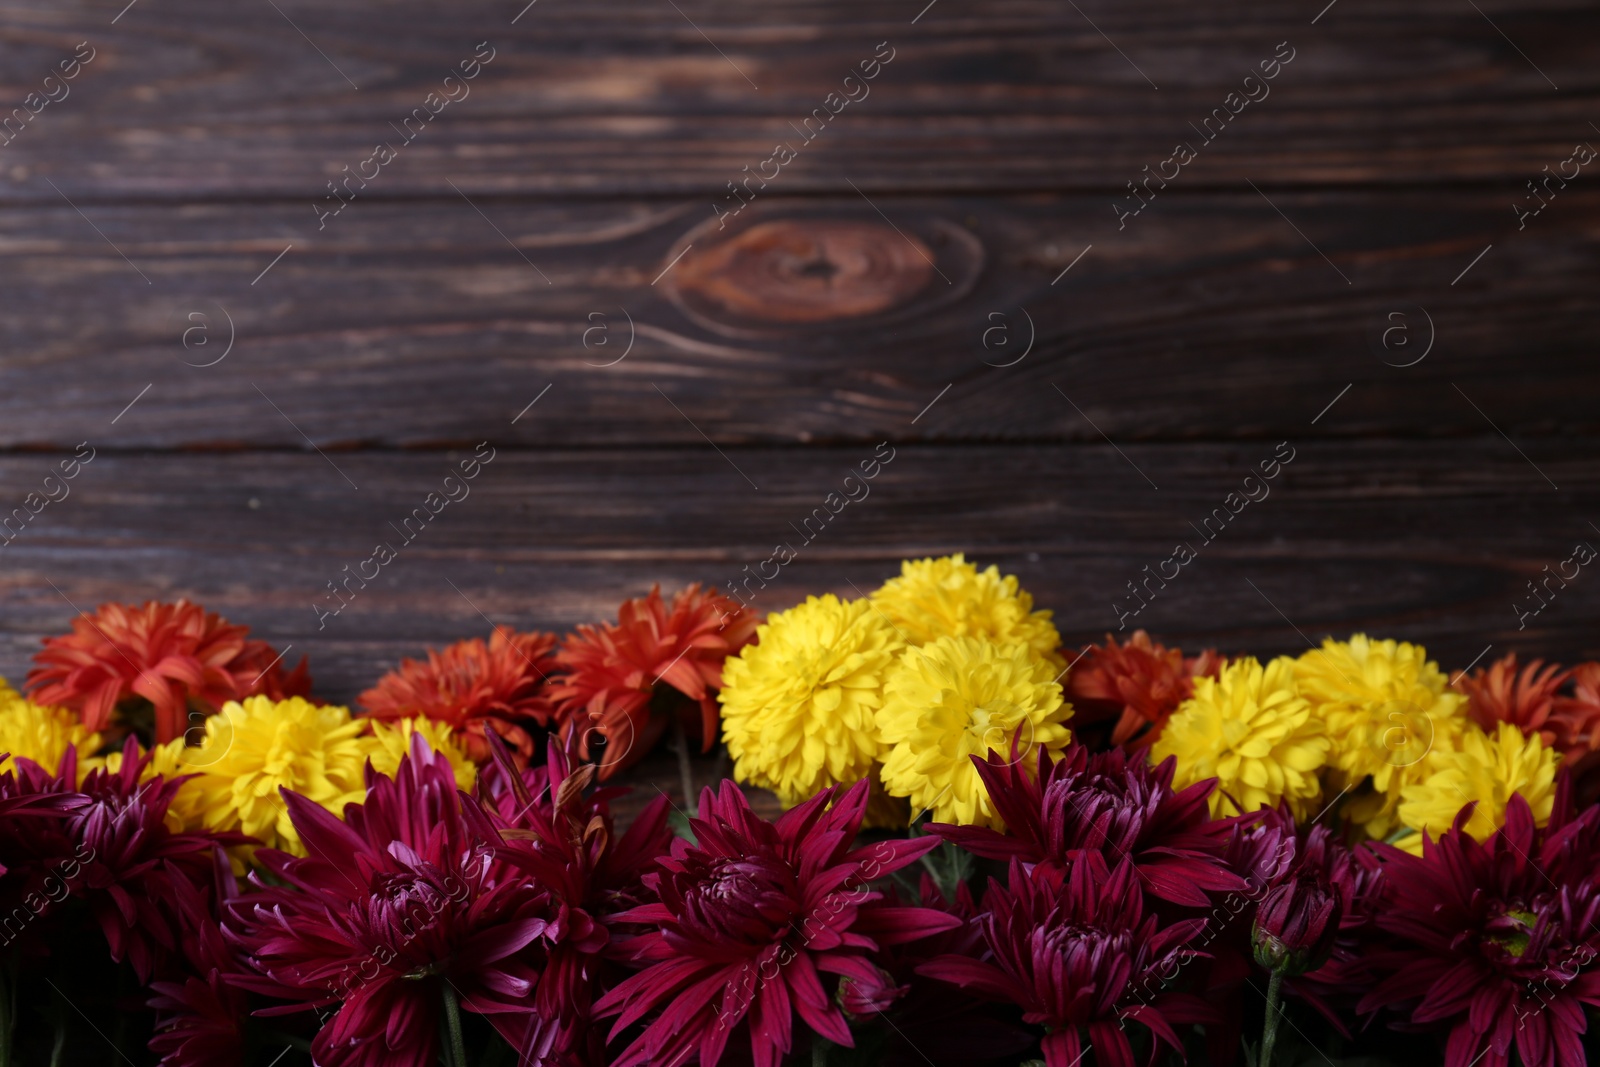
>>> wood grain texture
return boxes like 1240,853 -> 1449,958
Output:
1,190 -> 1595,449
0,441 -> 1593,706
2,0 -> 1594,838
0,0 -> 1593,198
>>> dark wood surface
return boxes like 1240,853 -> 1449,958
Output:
1,0 -> 1596,814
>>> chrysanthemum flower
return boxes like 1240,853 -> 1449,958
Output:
1153,656 -> 1330,819
1395,721 -> 1557,851
1552,661 -> 1600,757
358,626 -> 558,766
871,553 -> 1060,661
0,739 -> 246,980
26,599 -> 310,745
1359,789 -> 1600,1067
596,779 -> 960,1067
879,636 -> 1071,827
365,715 -> 475,793
484,734 -> 673,1065
1063,629 -> 1224,748
100,736 -> 209,834
719,594 -> 904,806
859,876 -> 1038,1066
919,855 -> 1215,1067
181,695 -> 370,855
932,744 -> 1245,906
0,683 -> 99,779
1269,815 -> 1388,1031
147,861 -> 247,1067
226,736 -> 550,1067
1457,652 -> 1568,747
550,583 -> 758,779
1294,634 -> 1467,838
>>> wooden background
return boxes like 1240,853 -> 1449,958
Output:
0,0 -> 1596,803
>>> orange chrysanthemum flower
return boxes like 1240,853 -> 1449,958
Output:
1063,630 -> 1223,749
550,584 -> 758,779
1456,653 -> 1569,749
26,599 -> 310,746
357,626 -> 558,767
1552,662 -> 1600,757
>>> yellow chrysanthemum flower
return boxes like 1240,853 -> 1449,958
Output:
878,636 -> 1071,828
0,688 -> 99,780
720,594 -> 905,807
179,696 -> 371,855
871,554 -> 1060,662
1294,634 -> 1469,838
365,715 -> 475,793
1394,721 -> 1557,853
1153,656 -> 1330,820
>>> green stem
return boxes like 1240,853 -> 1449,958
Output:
46,974 -> 68,1067
812,1035 -> 831,1067
441,980 -> 469,1067
671,717 -> 697,817
1260,968 -> 1286,1067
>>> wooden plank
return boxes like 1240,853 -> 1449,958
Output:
0,440 -> 1593,709
1,190 -> 1595,448
0,0 -> 1594,198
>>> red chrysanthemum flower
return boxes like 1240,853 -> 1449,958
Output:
931,744 -> 1246,907
1457,653 -> 1569,749
26,599 -> 311,745
477,734 -> 673,1066
1552,661 -> 1600,757
550,584 -> 758,779
1063,630 -> 1223,748
226,736 -> 550,1067
148,859 -> 248,1067
358,625 -> 559,766
1358,783 -> 1600,1067
595,779 -> 961,1067
919,855 -> 1216,1067
0,739 -> 245,980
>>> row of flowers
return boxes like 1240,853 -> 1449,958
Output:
0,557 -> 1597,1066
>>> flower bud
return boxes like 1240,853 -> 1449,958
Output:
835,966 -> 908,1021
1251,873 -> 1340,975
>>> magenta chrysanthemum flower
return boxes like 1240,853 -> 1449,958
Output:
919,855 -> 1215,1067
226,736 -> 550,1067
1276,816 -> 1387,1031
477,734 -> 673,1066
148,859 -> 248,1066
595,779 -> 962,1067
1358,785 -> 1600,1067
931,745 -> 1246,907
0,740 -> 241,980
862,875 -> 1038,1065
0,753 -> 85,883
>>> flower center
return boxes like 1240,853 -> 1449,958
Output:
1049,777 -> 1140,852
965,703 -> 1020,754
679,854 -> 798,948
370,869 -> 459,959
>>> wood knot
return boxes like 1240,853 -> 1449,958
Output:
663,207 -> 983,337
